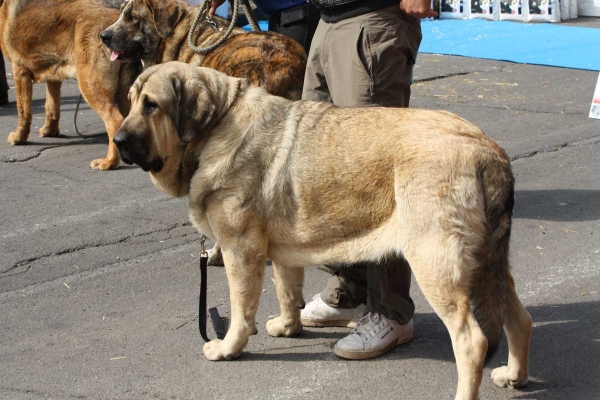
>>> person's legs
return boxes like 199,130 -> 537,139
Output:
366,255 -> 415,324
304,6 -> 422,359
301,263 -> 367,328
323,5 -> 421,108
0,51 -> 9,106
301,19 -> 332,103
268,3 -> 320,55
301,20 -> 371,328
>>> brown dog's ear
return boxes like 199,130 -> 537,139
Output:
146,0 -> 182,38
171,75 -> 218,144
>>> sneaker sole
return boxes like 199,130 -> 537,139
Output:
333,328 -> 414,360
301,318 -> 357,328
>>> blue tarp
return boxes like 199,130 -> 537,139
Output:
419,19 -> 600,71
242,18 -> 598,71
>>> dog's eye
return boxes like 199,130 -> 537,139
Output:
144,100 -> 158,115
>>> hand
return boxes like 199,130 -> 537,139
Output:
400,0 -> 438,18
208,0 -> 226,17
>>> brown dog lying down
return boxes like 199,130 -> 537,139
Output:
0,0 -> 140,170
114,62 -> 532,400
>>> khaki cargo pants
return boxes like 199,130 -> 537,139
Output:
302,5 -> 422,324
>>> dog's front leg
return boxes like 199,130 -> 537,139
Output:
203,245 -> 267,361
266,263 -> 304,337
7,64 -> 33,145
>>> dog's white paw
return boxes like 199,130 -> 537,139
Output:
266,316 -> 302,338
203,339 -> 240,361
90,157 -> 119,171
491,365 -> 529,389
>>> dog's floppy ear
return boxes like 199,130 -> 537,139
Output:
145,0 -> 182,38
168,68 -> 247,144
170,74 -> 218,144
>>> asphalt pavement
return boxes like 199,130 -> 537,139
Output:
1,46 -> 599,399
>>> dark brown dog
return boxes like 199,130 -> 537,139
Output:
0,0 -> 141,170
101,0 -> 307,99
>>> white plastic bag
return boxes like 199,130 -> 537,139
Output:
560,0 -> 570,19
470,0 -> 500,19
569,0 -> 578,18
440,0 -> 470,19
499,0 -> 527,21
527,0 -> 561,22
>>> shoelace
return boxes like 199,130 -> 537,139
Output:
353,312 -> 386,339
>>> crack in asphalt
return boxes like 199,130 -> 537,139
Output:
413,71 -> 472,83
0,233 -> 204,300
0,386 -> 87,399
1,139 -> 94,164
511,135 -> 600,161
0,222 -> 195,278
0,145 -> 59,163
411,101 -> 587,116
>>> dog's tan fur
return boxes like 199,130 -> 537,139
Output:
115,62 -> 532,400
0,0 -> 140,170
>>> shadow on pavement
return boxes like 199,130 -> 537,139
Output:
245,301 -> 600,399
0,95 -> 88,117
515,190 -> 600,221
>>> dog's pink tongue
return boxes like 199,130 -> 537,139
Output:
110,51 -> 121,62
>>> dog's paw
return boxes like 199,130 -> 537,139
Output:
90,157 -> 119,171
203,339 -> 240,361
266,316 -> 302,338
7,131 -> 28,145
39,124 -> 60,138
207,246 -> 224,266
491,365 -> 529,389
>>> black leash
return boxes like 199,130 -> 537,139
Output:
198,235 -> 228,342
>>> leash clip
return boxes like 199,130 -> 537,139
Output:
200,234 -> 208,257
205,16 -> 223,31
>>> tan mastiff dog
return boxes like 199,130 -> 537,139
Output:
114,62 -> 532,400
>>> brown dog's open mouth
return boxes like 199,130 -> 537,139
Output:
110,50 -> 122,62
110,50 -> 138,63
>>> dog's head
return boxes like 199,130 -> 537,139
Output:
100,0 -> 183,63
114,62 -> 246,193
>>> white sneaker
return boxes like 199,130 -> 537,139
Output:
334,312 -> 414,360
301,294 -> 366,328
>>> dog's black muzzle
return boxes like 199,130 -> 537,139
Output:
100,30 -> 112,46
113,131 -> 163,172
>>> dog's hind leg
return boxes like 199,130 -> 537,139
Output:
491,273 -> 531,389
203,238 -> 268,361
39,81 -> 61,138
266,263 -> 304,338
413,268 -> 488,400
6,64 -> 33,145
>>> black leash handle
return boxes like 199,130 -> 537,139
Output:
198,250 -> 212,342
198,235 -> 228,343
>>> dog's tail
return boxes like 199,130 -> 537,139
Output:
470,148 -> 514,360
